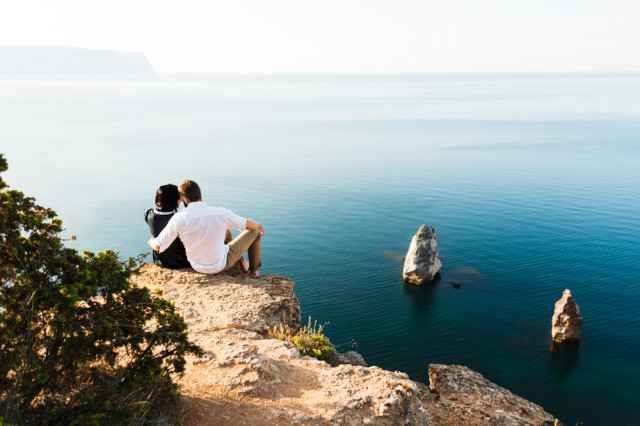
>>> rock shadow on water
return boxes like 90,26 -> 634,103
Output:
438,266 -> 484,290
382,250 -> 406,263
402,274 -> 440,319
452,266 -> 482,278
505,330 -> 550,359
548,341 -> 580,381
504,320 -> 541,350
449,266 -> 483,285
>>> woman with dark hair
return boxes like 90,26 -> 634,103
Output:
144,184 -> 190,269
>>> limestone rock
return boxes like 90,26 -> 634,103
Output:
133,264 -> 428,425
335,350 -> 367,367
551,289 -> 583,343
428,364 -> 556,425
132,264 -> 555,425
130,264 -> 301,336
182,327 -> 428,424
403,224 -> 442,284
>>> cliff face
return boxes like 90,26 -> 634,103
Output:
0,46 -> 155,74
132,264 -> 556,425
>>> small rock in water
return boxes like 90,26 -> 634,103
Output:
402,225 -> 442,284
551,289 -> 583,343
450,282 -> 461,289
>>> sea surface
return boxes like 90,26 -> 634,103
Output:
2,73 -> 639,425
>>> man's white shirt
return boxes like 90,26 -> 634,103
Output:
152,201 -> 246,274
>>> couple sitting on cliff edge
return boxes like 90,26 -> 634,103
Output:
146,180 -> 264,278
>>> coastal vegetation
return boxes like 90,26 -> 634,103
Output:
0,154 -> 201,424
269,317 -> 335,363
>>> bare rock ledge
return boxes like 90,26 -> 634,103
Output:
132,264 -> 556,425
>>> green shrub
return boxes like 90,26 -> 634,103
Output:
0,154 -> 202,424
269,317 -> 335,363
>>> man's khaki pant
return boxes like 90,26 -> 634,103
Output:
222,229 -> 262,273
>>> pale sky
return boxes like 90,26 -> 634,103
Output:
1,0 -> 638,73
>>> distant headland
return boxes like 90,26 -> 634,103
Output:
0,46 -> 155,74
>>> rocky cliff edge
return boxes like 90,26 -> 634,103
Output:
131,264 -> 556,425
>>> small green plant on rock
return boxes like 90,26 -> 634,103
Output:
269,317 -> 336,363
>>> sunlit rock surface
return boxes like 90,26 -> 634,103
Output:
132,264 -> 555,425
429,364 -> 556,425
551,289 -> 583,343
403,224 -> 442,284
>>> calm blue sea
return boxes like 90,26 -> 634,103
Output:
2,73 -> 639,425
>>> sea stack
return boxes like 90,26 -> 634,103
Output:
551,289 -> 583,343
403,225 -> 442,284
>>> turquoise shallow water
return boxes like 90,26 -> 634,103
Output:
2,73 -> 640,425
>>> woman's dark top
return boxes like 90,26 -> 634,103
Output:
144,209 -> 190,269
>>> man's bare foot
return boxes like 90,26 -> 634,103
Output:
249,271 -> 260,278
241,259 -> 250,273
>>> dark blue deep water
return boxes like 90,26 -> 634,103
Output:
2,73 -> 639,425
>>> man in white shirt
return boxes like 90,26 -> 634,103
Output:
148,180 -> 264,277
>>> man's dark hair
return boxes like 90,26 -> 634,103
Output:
178,180 -> 201,202
155,184 -> 180,211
